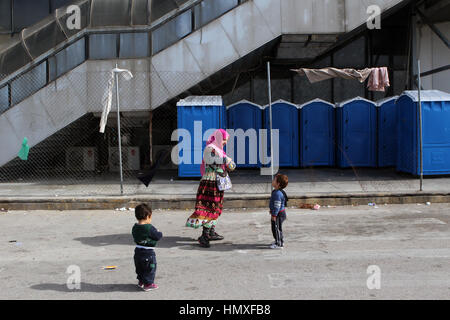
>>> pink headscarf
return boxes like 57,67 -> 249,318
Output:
200,129 -> 229,176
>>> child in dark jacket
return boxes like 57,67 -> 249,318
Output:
132,203 -> 163,291
269,174 -> 288,249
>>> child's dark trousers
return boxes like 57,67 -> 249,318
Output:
271,211 -> 286,247
134,247 -> 157,285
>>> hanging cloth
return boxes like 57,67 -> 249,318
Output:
18,137 -> 30,160
99,68 -> 133,133
367,67 -> 390,91
292,67 -> 372,83
291,67 -> 390,92
137,149 -> 170,187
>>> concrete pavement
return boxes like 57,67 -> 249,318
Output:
0,203 -> 449,299
2,168 -> 450,210
0,168 -> 437,197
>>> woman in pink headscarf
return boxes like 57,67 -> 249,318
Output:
186,129 -> 236,248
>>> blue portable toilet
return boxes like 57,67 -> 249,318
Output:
299,98 -> 335,167
176,96 -> 226,177
377,96 -> 398,167
396,90 -> 450,175
336,97 -> 377,168
226,100 -> 263,168
263,99 -> 300,167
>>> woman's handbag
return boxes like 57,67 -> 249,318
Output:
216,171 -> 232,191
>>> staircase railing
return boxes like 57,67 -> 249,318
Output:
0,0 -> 248,115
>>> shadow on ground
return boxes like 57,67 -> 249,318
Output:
73,234 -> 196,248
73,234 -> 134,247
177,242 -> 271,252
73,234 -> 271,251
30,283 -> 139,293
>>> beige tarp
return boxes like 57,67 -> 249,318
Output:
291,67 -> 390,91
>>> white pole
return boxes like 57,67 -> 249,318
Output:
418,60 -> 423,191
267,61 -> 274,186
115,64 -> 124,195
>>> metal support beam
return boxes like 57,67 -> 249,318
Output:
415,64 -> 450,78
10,0 -> 14,35
411,12 -> 418,89
416,7 -> 450,49
418,60 -> 423,192
149,110 -> 153,167
114,65 -> 124,195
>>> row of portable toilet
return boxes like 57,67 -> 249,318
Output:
226,97 -> 385,169
176,91 -> 450,177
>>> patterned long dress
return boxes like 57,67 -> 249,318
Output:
186,146 -> 236,229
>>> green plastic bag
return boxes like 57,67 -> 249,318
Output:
18,137 -> 30,161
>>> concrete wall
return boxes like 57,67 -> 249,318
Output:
280,0 -> 404,34
417,22 -> 450,92
281,0 -> 345,34
344,0 -> 404,31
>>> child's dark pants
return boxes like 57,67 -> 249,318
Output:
134,247 -> 157,285
271,211 -> 286,247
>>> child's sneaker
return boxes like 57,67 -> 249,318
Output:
270,243 -> 282,249
138,281 -> 144,289
143,283 -> 158,291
